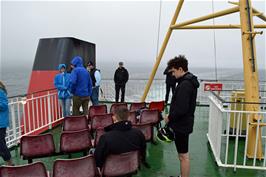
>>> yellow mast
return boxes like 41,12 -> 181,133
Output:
239,0 -> 262,159
141,0 -> 184,102
142,0 -> 266,159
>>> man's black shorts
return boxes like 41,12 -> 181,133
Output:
174,132 -> 189,153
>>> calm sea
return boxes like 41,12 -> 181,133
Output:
1,64 -> 265,97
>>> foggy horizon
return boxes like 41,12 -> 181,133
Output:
1,0 -> 265,73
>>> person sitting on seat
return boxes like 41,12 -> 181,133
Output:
94,107 -> 146,169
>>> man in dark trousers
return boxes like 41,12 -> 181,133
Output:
87,61 -> 101,105
164,66 -> 177,104
114,62 -> 129,102
94,107 -> 146,171
164,55 -> 199,177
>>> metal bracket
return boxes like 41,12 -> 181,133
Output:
243,31 -> 263,39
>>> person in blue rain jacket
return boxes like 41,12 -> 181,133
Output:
0,81 -> 13,165
54,64 -> 72,117
70,56 -> 92,116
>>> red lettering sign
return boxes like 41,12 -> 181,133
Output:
204,83 -> 223,91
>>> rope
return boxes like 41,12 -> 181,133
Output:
155,0 -> 162,57
211,0 -> 218,81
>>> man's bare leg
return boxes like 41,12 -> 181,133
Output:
178,153 -> 190,177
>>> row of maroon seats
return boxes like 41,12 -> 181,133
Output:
88,102 -> 164,144
20,130 -> 92,163
0,151 -> 139,177
88,101 -> 164,120
64,111 -> 158,143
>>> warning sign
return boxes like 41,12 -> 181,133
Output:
204,83 -> 223,91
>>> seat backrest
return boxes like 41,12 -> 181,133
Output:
63,116 -> 88,131
133,123 -> 153,141
129,102 -> 146,112
91,114 -> 113,131
149,101 -> 164,112
60,129 -> 92,153
128,111 -> 137,124
88,105 -> 107,119
53,155 -> 97,177
20,134 -> 55,159
102,151 -> 139,177
0,161 -> 48,177
140,109 -> 159,124
110,103 -> 128,114
93,128 -> 105,147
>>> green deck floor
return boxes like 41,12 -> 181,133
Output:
1,106 -> 266,177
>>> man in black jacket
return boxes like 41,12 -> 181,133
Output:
94,107 -> 146,170
114,62 -> 129,102
164,66 -> 177,104
165,55 -> 199,177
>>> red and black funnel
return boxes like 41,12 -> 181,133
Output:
23,37 -> 95,135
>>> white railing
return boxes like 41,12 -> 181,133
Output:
207,92 -> 266,171
6,90 -> 63,148
5,79 -> 266,151
100,79 -> 266,104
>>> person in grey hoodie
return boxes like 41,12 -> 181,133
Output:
164,55 -> 200,177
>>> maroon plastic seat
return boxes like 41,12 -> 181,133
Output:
20,134 -> 55,163
60,129 -> 92,153
110,103 -> 128,114
133,123 -> 153,142
139,109 -> 159,124
53,155 -> 97,177
128,111 -> 137,124
88,105 -> 107,120
148,101 -> 164,112
93,128 -> 105,147
102,151 -> 139,177
63,116 -> 88,131
91,114 -> 113,131
0,161 -> 48,177
129,102 -> 146,112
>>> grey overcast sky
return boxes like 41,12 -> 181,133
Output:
0,0 -> 265,69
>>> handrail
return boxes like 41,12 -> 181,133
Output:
210,91 -> 266,105
8,88 -> 57,99
7,79 -> 266,99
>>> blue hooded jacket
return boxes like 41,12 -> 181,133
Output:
54,64 -> 72,99
70,56 -> 92,97
0,88 -> 9,128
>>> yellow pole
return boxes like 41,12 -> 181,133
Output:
229,1 -> 266,22
252,7 -> 266,22
141,0 -> 184,102
239,0 -> 263,159
172,24 -> 266,29
171,6 -> 239,29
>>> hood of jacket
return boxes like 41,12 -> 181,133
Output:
58,64 -> 66,71
71,56 -> 83,67
104,120 -> 132,132
178,72 -> 200,89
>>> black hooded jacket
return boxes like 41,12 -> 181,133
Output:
168,72 -> 200,134
164,66 -> 177,86
94,120 -> 146,168
114,67 -> 129,85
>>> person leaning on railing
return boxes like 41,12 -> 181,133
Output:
0,81 -> 13,166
